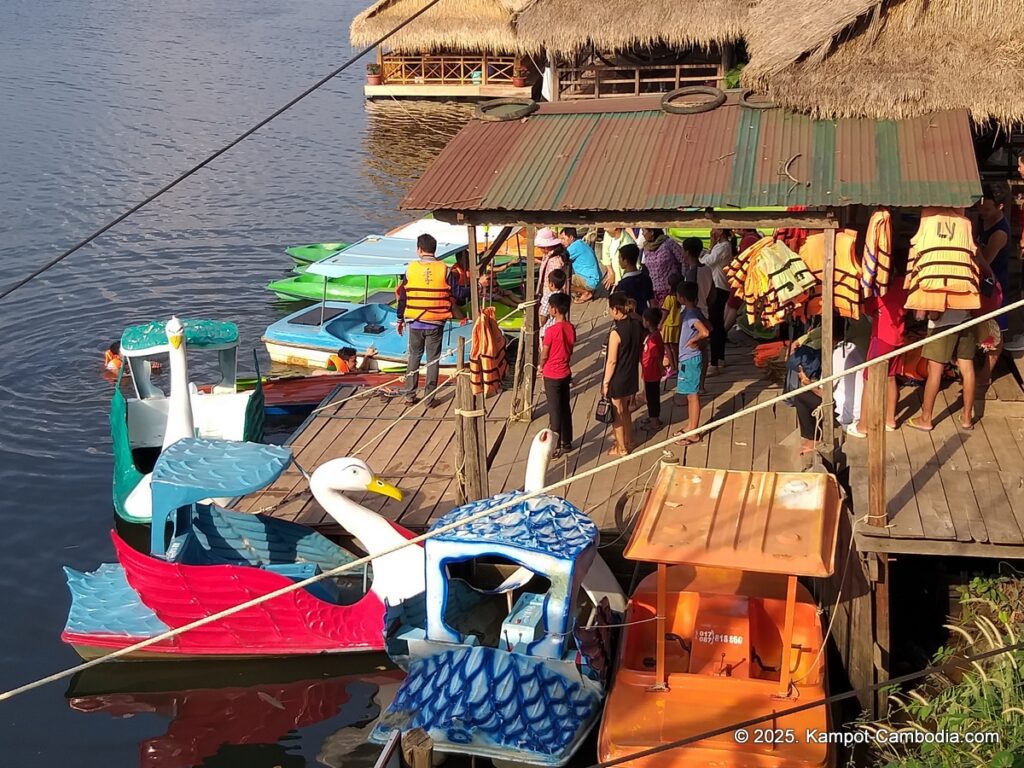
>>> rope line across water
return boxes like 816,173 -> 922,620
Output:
2,300 -> 1023,702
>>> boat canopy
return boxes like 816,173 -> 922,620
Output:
388,218 -> 518,248
306,236 -> 466,279
121,318 -> 239,356
624,464 -> 841,578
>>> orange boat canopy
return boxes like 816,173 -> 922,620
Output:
625,464 -> 841,578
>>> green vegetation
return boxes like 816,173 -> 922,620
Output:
724,64 -> 745,90
858,575 -> 1024,767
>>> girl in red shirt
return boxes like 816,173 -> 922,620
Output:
639,307 -> 666,430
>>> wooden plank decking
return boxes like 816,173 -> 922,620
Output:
239,298 -> 1024,559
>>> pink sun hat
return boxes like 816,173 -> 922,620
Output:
535,227 -> 561,248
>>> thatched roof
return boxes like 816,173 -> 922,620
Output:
514,0 -> 750,54
350,0 -> 527,53
742,0 -> 1024,125
350,0 -> 750,55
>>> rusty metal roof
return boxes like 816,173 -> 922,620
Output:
623,465 -> 841,578
402,95 -> 981,215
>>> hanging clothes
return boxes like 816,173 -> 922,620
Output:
904,208 -> 981,312
861,208 -> 892,298
468,307 -> 508,396
724,236 -> 816,328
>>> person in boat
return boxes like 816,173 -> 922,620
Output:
603,292 -> 645,457
614,244 -> 654,316
312,346 -> 376,377
560,226 -> 602,303
601,226 -> 636,289
396,233 -> 464,408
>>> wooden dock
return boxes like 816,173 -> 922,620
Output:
237,298 -> 1024,559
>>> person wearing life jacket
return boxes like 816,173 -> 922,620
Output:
313,346 -> 376,377
104,342 -> 123,374
396,233 -> 464,408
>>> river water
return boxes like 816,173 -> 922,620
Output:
0,1 -> 469,764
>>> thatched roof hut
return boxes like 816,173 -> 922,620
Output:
350,0 -> 528,53
514,0 -> 750,54
742,0 -> 1024,125
350,0 -> 750,55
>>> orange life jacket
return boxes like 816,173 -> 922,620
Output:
104,349 -> 122,373
469,307 -> 508,396
904,208 -> 980,312
404,260 -> 453,323
861,209 -> 892,298
794,229 -> 862,321
326,354 -> 352,373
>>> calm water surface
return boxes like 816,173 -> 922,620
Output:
0,1 -> 469,763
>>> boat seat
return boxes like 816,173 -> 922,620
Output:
688,595 -> 750,679
749,597 -> 822,683
264,562 -> 339,603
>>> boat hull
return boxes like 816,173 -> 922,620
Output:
599,565 -> 832,768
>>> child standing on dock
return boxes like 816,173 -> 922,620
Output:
659,276 -> 682,378
639,307 -> 666,430
603,292 -> 645,457
541,269 -> 568,333
541,293 -> 576,457
674,282 -> 710,444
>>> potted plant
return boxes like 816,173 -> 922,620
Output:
512,66 -> 528,88
366,63 -> 382,86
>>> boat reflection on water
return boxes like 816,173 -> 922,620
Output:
65,655 -> 403,768
362,100 -> 473,208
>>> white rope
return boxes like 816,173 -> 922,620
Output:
353,372 -> 461,457
3,299 -> 1021,703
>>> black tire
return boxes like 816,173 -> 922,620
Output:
740,89 -> 775,110
660,86 -> 726,115
474,98 -> 539,122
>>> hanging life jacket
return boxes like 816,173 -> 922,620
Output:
469,307 -> 508,396
104,349 -> 123,373
404,260 -> 454,323
326,354 -> 352,373
793,230 -> 862,321
861,209 -> 892,298
904,208 -> 980,312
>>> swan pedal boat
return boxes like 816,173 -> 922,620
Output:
599,461 -> 841,768
113,317 -> 264,523
64,437 -> 421,660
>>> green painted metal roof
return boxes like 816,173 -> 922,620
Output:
403,95 -> 981,214
121,318 -> 239,355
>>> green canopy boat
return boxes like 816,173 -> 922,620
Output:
286,242 -> 349,266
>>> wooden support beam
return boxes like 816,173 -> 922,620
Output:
872,553 -> 891,718
867,361 -> 887,527
455,336 -> 488,502
454,337 -> 468,505
820,225 -> 836,461
778,574 -> 798,697
518,226 -> 537,420
467,224 -> 480,320
436,210 -> 839,231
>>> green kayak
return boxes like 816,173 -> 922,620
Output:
286,242 -> 349,266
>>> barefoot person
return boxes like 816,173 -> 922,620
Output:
603,292 -> 644,456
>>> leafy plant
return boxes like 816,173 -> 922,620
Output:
724,63 -> 745,90
366,63 -> 381,75
854,576 -> 1024,767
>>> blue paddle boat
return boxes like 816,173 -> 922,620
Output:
262,236 -> 477,370
370,489 -> 615,766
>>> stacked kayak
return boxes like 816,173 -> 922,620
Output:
286,242 -> 349,267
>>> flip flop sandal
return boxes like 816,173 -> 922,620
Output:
906,417 -> 934,433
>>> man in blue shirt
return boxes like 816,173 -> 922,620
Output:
560,227 -> 602,303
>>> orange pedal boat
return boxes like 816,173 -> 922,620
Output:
599,461 -> 841,768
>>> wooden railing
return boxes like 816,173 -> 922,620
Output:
556,62 -> 722,100
381,53 -> 518,86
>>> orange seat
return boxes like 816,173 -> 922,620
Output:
688,595 -> 751,679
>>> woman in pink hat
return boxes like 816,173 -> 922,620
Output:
536,227 -> 569,327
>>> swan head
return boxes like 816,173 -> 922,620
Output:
524,429 -> 555,493
311,457 -> 403,501
166,316 -> 185,350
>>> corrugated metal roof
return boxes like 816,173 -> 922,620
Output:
402,95 -> 981,214
624,465 -> 841,577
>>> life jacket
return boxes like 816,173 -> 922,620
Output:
468,307 -> 508,396
404,260 -> 453,323
794,230 -> 862,321
861,209 -> 892,298
725,236 -> 815,328
326,354 -> 351,373
904,208 -> 980,312
104,349 -> 122,373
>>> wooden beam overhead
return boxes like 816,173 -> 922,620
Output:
434,210 -> 839,230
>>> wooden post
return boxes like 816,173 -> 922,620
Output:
651,562 -> 668,691
820,225 -> 836,460
523,226 -> 537,417
872,553 -> 891,717
456,336 -> 487,502
455,337 -> 468,505
467,225 -> 480,320
482,53 -> 489,86
401,728 -> 433,768
777,574 -> 798,697
866,360 -> 887,527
